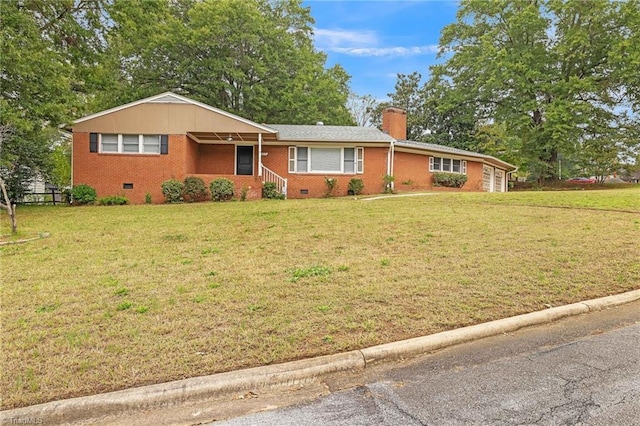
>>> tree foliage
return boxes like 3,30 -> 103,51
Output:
0,0 -> 108,202
347,92 -> 378,126
98,0 -> 353,124
386,0 -> 640,181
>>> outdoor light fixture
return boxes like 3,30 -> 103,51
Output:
226,134 -> 233,141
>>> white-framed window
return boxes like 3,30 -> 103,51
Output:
429,156 -> 467,174
99,134 -> 161,154
143,135 -> 161,153
288,146 -> 364,174
101,134 -> 118,152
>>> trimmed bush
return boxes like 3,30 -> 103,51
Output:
262,182 -> 285,199
210,178 -> 234,201
71,184 -> 97,205
433,172 -> 468,188
183,176 -> 209,202
348,178 -> 364,195
98,195 -> 129,205
161,179 -> 184,203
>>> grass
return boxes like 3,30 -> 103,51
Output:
1,188 -> 639,409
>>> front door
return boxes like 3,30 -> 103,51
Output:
236,146 -> 253,176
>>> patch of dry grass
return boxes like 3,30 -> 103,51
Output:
1,188 -> 639,409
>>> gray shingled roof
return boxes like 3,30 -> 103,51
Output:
267,124 -> 394,142
395,139 -> 516,170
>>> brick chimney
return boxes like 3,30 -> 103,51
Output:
382,107 -> 407,140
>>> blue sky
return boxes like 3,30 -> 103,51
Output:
303,0 -> 459,101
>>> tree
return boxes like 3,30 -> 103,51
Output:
98,0 -> 353,124
0,0 -> 108,202
51,135 -> 72,190
375,72 -> 427,140
0,125 -> 17,234
423,0 -> 640,181
347,92 -> 378,126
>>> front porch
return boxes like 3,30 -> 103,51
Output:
186,132 -> 287,199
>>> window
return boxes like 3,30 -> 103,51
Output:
143,135 -> 161,153
344,148 -> 355,173
429,156 -> 467,174
101,134 -> 118,152
310,148 -> 341,172
122,135 -> 139,152
98,134 -> 166,155
288,146 -> 364,174
297,147 -> 308,172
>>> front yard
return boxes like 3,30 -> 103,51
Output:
1,189 -> 639,409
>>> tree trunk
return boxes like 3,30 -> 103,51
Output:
0,178 -> 17,234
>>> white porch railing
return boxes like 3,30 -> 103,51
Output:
261,165 -> 288,199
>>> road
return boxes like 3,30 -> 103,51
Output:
214,300 -> 640,425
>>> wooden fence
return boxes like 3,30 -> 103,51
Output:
18,188 -> 68,205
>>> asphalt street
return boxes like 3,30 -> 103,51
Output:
214,300 -> 640,426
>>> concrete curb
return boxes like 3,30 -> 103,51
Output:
2,289 -> 639,425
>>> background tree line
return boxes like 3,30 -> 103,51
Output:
371,0 -> 640,183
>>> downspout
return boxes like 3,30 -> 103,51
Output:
387,139 -> 395,190
258,133 -> 262,177
506,167 -> 519,192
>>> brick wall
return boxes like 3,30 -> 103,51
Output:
394,152 -> 432,190
73,133 -> 190,204
261,145 -> 390,198
196,144 -> 236,174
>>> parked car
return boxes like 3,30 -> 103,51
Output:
566,177 -> 596,184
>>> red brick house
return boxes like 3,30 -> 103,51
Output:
72,92 -> 515,203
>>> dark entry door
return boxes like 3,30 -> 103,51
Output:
236,146 -> 253,176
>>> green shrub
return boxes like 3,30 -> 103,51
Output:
262,182 -> 285,199
348,178 -> 364,195
97,195 -> 129,205
433,172 -> 468,188
382,174 -> 395,193
71,184 -> 97,205
183,176 -> 209,202
240,186 -> 248,201
210,178 -> 234,201
161,179 -> 184,203
145,192 -> 152,204
324,177 -> 338,197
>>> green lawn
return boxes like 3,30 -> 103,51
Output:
1,188 -> 639,409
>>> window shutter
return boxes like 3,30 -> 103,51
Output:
356,147 -> 364,174
89,133 -> 98,153
160,135 -> 169,155
462,161 -> 467,174
429,156 -> 434,172
288,147 -> 296,172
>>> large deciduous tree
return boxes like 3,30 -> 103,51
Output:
409,0 -> 640,181
98,0 -> 353,125
0,0 -> 108,203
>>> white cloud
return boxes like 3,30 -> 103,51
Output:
313,27 -> 438,58
329,45 -> 439,57
313,28 -> 377,47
